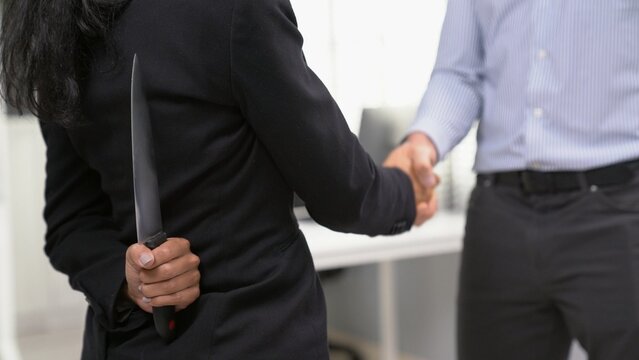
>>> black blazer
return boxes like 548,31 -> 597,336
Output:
40,0 -> 415,358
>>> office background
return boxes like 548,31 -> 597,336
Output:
0,0 -> 586,359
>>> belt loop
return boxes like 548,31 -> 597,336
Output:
479,174 -> 495,187
576,172 -> 589,192
520,171 -> 533,193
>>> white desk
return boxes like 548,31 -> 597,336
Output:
303,212 -> 464,270
301,212 -> 465,360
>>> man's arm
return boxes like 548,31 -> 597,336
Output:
384,0 -> 485,224
407,0 -> 485,159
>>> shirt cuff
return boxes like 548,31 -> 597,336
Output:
405,118 -> 456,163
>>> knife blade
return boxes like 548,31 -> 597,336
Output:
131,54 -> 177,342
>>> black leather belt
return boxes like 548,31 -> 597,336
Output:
477,159 -> 639,194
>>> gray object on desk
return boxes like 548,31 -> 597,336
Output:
357,106 -> 416,165
294,106 -> 417,220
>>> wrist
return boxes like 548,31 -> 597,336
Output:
406,132 -> 428,144
406,132 -> 438,164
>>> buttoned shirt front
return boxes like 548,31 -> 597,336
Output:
409,0 -> 639,172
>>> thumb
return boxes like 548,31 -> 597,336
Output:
412,146 -> 436,188
126,243 -> 155,270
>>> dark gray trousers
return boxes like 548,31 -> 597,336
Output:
458,175 -> 639,360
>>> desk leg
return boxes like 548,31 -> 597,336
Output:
379,261 -> 398,360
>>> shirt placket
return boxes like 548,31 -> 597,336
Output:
525,0 -> 556,170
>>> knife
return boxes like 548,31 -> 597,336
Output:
131,54 -> 177,342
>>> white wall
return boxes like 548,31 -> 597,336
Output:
292,0 -> 447,134
1,111 -> 22,360
6,118 -> 86,336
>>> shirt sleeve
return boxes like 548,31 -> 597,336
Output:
40,122 -> 130,330
406,0 -> 485,160
229,0 -> 415,235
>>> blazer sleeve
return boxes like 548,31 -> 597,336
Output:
40,122 -> 129,330
229,0 -> 415,235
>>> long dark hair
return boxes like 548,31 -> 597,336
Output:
0,0 -> 128,125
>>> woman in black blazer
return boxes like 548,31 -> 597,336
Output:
1,0 -> 429,358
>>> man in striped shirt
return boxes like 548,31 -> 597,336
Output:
385,1 -> 639,359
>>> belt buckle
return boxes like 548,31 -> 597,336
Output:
520,171 -> 553,194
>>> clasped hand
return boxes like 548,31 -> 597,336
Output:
124,237 -> 201,313
383,132 -> 440,226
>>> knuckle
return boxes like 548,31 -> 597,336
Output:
160,263 -> 174,278
189,254 -> 201,268
157,246 -> 171,260
126,244 -> 142,261
128,243 -> 142,252
162,278 -> 177,294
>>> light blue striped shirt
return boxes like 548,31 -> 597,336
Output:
408,0 -> 639,173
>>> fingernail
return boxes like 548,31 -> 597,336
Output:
420,174 -> 436,187
142,297 -> 151,303
139,253 -> 153,266
137,284 -> 143,292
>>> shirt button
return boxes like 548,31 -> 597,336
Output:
533,107 -> 544,118
537,49 -> 548,60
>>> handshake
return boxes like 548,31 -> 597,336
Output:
383,132 -> 440,226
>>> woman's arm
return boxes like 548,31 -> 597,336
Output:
40,122 -> 129,330
40,123 -> 201,328
230,0 -> 416,235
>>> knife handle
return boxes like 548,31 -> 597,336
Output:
143,231 -> 177,342
144,231 -> 169,250
152,305 -> 177,342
